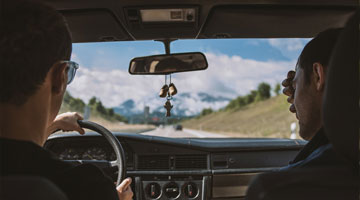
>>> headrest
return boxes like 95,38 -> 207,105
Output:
322,10 -> 359,165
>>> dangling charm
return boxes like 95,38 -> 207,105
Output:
160,74 -> 177,117
159,84 -> 169,98
164,99 -> 173,117
168,83 -> 177,96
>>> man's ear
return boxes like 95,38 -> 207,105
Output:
50,62 -> 68,95
312,62 -> 326,91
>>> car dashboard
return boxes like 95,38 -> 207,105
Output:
44,132 -> 306,200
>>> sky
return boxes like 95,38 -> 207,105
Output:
67,38 -> 310,109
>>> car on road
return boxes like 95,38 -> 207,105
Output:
174,124 -> 183,131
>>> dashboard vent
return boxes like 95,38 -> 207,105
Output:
137,155 -> 169,170
175,155 -> 207,169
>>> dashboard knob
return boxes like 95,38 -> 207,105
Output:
188,184 -> 193,196
151,184 -> 156,197
184,182 -> 198,198
163,182 -> 180,199
145,183 -> 161,199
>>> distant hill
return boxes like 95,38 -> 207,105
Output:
182,95 -> 299,138
113,99 -> 138,117
60,91 -> 127,122
113,92 -> 231,118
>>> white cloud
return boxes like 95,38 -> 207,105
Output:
268,39 -> 304,51
173,53 -> 295,98
267,38 -> 311,59
150,50 -> 162,55
67,52 -> 295,111
67,68 -> 164,107
71,53 -> 82,66
173,94 -> 229,115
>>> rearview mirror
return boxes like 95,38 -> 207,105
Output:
129,52 -> 208,75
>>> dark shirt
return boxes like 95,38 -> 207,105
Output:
245,128 -> 358,199
280,127 -> 352,170
0,138 -> 119,200
290,127 -> 329,164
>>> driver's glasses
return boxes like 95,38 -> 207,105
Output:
61,61 -> 79,84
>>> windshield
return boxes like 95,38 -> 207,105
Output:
61,38 -> 310,138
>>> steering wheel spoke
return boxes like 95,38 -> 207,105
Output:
110,160 -> 118,167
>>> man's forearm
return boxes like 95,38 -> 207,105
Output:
47,120 -> 62,135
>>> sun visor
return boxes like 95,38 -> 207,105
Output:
200,6 -> 356,38
61,9 -> 130,43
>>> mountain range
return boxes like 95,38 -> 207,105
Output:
113,92 -> 231,118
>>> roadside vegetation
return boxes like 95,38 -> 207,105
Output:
183,82 -> 298,138
224,82 -> 273,111
60,91 -> 127,122
59,92 -> 155,133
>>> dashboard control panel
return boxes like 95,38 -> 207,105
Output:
137,175 -> 207,200
45,133 -> 304,200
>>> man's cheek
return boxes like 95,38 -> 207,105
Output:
294,102 -> 300,118
293,96 -> 302,120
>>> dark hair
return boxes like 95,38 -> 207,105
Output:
297,28 -> 343,84
0,1 -> 72,105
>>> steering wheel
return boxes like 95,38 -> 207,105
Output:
77,120 -> 125,186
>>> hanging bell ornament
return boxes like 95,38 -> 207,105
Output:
168,83 -> 177,96
159,84 -> 169,98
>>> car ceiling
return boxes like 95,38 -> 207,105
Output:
43,0 -> 358,43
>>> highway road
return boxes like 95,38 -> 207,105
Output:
141,126 -> 228,138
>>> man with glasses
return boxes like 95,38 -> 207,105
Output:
0,1 -> 132,200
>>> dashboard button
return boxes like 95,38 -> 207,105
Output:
184,182 -> 198,198
163,182 -> 180,199
145,183 -> 161,199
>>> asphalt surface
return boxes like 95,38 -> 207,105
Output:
141,126 -> 228,138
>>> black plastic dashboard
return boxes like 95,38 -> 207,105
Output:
44,132 -> 306,200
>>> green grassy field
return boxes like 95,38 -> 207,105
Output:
182,95 -> 299,138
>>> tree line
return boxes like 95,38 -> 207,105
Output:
63,91 -> 127,122
199,82 -> 281,117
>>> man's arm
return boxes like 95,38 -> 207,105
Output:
47,112 -> 85,135
48,113 -> 134,200
117,178 -> 133,200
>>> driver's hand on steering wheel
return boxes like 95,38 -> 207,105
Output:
47,112 -> 85,135
117,177 -> 133,200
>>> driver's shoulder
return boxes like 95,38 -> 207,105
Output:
0,138 -> 70,174
55,164 -> 118,200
